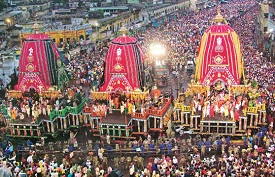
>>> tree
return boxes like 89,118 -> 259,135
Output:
88,10 -> 104,18
53,0 -> 68,3
0,0 -> 7,12
78,1 -> 84,9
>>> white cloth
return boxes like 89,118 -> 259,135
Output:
27,155 -> 33,164
129,165 -> 135,175
172,157 -> 178,164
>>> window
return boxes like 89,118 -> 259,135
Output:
264,13 -> 269,18
264,27 -> 268,32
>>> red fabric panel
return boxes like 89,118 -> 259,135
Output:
15,34 -> 53,92
198,24 -> 240,86
101,37 -> 143,92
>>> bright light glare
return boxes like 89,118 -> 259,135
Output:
155,60 -> 161,66
150,43 -> 166,56
155,60 -> 166,66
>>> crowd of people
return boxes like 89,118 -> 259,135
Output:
4,85 -> 85,124
236,7 -> 275,117
64,46 -> 108,92
0,126 -> 273,177
0,0 -> 275,176
139,0 -> 275,122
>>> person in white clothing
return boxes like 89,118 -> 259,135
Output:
26,154 -> 33,164
172,156 -> 178,166
129,163 -> 135,177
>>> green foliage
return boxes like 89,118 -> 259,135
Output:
88,10 -> 104,18
0,0 -> 7,12
78,1 -> 84,7
53,0 -> 68,3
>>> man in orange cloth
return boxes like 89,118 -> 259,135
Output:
11,107 -> 17,122
114,97 -> 119,109
125,99 -> 129,115
128,101 -> 133,115
224,102 -> 229,118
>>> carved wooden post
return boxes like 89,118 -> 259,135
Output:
60,118 -> 63,130
72,115 -> 76,125
160,118 -> 163,129
258,111 -> 262,124
144,120 -> 147,132
232,123 -> 236,134
64,118 -> 67,129
91,119 -> 95,129
263,112 -> 266,123
244,117 -> 247,130
200,122 -> 203,133
138,121 -> 140,132
46,122 -> 50,133
190,116 -> 193,128
239,118 -> 242,131
113,126 -> 116,140
76,115 -> 79,125
181,112 -> 184,124
83,114 -> 87,124
51,122 -> 54,133
254,114 -> 258,126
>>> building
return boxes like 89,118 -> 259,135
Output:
256,0 -> 275,61
0,10 -> 23,27
16,0 -> 51,18
259,2 -> 269,33
20,23 -> 91,47
18,0 -> 190,47
89,5 -> 129,17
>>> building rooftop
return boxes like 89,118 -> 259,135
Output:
90,6 -> 129,11
6,10 -> 22,16
0,10 -> 22,21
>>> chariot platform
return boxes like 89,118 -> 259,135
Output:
173,102 -> 267,137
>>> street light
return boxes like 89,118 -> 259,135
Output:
95,22 -> 99,42
149,43 -> 167,87
149,43 -> 166,64
150,43 -> 165,55
6,18 -> 11,27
